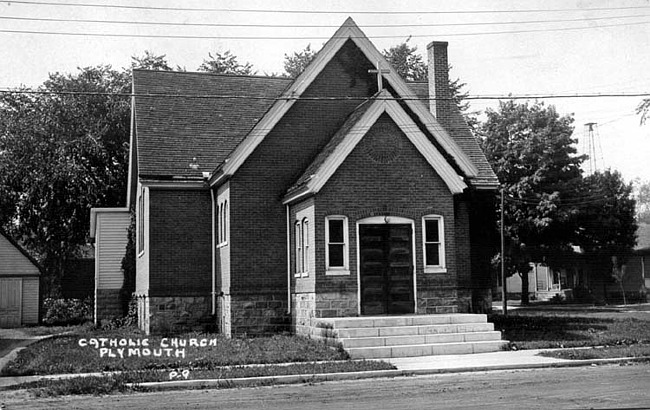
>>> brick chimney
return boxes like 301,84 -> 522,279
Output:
427,41 -> 451,129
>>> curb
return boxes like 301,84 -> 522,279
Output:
2,356 -> 649,391
128,356 -> 650,391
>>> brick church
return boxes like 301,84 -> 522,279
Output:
120,18 -> 499,336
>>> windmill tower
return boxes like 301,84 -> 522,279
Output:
582,122 -> 604,174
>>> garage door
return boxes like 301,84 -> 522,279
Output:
0,278 -> 22,327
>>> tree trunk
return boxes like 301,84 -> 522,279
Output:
521,271 -> 530,305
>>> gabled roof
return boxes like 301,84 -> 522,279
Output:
409,82 -> 499,188
283,90 -> 467,204
210,17 -> 478,187
133,70 -> 291,179
0,229 -> 43,274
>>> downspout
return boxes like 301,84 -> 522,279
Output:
210,188 -> 216,316
286,204 -> 291,314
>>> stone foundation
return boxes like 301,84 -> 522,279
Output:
95,288 -> 122,324
292,292 -> 316,337
417,288 -> 459,314
315,291 -> 358,318
148,296 -> 212,334
230,293 -> 288,336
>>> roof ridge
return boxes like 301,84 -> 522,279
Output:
133,69 -> 292,81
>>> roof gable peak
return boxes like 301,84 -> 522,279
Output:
210,18 -> 477,187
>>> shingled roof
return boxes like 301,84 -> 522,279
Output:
132,71 -> 497,189
408,82 -> 499,188
133,70 -> 292,179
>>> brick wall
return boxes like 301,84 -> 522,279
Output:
227,41 -> 376,335
148,296 -> 211,334
148,189 -> 212,298
315,113 -> 458,315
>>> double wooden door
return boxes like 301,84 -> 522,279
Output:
359,224 -> 414,315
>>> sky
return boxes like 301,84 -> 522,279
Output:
1,0 -> 649,184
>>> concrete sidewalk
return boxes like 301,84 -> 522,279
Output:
1,347 -> 647,390
0,328 -> 52,377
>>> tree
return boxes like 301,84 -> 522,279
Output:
283,44 -> 316,78
479,100 -> 585,304
198,51 -> 255,75
382,42 -> 427,82
382,42 -> 476,127
131,50 -> 174,71
574,170 -> 638,262
637,99 -> 650,124
0,66 -> 131,296
634,179 -> 650,224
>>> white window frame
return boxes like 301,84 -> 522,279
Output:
422,215 -> 446,273
137,188 -> 145,256
325,215 -> 350,276
302,217 -> 309,276
295,220 -> 302,277
217,200 -> 228,248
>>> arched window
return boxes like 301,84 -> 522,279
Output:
224,200 -> 228,243
302,218 -> 309,274
219,203 -> 224,244
295,220 -> 302,275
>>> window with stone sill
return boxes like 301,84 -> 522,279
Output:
295,217 -> 309,277
423,215 -> 446,273
325,216 -> 349,275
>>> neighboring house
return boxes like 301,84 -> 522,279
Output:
506,263 -> 577,301
508,224 -> 650,303
89,208 -> 130,323
104,18 -> 499,335
618,222 -> 650,301
0,230 -> 41,327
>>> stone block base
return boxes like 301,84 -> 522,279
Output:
230,293 -> 288,336
95,288 -> 122,324
148,296 -> 212,334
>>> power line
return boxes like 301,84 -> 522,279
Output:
6,1 -> 650,14
1,88 -> 649,101
1,19 -> 649,39
3,13 -> 649,29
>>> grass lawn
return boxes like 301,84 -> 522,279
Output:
1,326 -> 395,397
539,345 -> 650,360
3,360 -> 395,397
1,327 -> 362,377
490,307 -> 650,350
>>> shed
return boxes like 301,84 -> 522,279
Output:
90,208 -> 130,324
0,230 -> 41,327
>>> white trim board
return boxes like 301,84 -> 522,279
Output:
283,92 -> 467,205
212,17 -> 476,188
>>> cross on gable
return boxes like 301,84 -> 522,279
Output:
368,61 -> 391,91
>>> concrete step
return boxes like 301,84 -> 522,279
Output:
339,331 -> 503,348
346,340 -> 509,359
315,314 -> 488,329
332,322 -> 495,339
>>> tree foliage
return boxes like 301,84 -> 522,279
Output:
637,98 -> 650,124
198,51 -> 255,75
0,66 -> 131,296
283,44 -> 316,78
634,179 -> 650,224
131,50 -> 174,71
479,100 -> 637,303
382,42 -> 427,82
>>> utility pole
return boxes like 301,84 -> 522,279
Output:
501,188 -> 507,316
